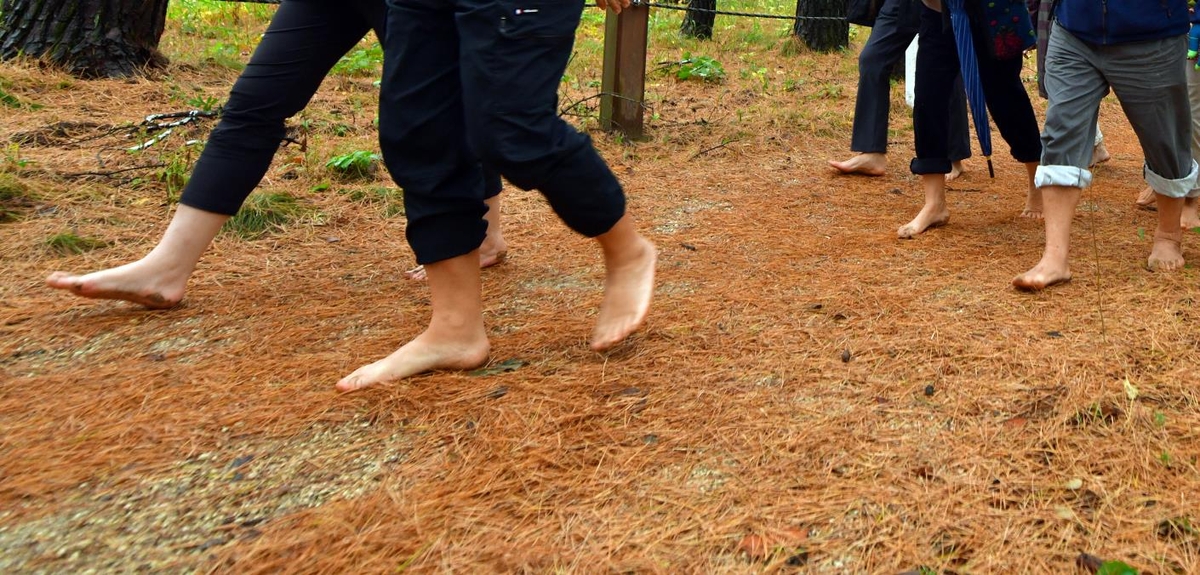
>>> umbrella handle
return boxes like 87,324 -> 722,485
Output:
986,157 -> 995,179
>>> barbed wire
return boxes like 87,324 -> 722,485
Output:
632,0 -> 849,22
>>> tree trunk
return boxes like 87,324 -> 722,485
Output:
680,0 -> 716,40
793,0 -> 848,52
0,0 -> 170,78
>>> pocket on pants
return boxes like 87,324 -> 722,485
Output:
496,0 -> 584,40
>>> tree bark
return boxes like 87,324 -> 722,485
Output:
0,0 -> 170,78
793,0 -> 848,52
680,0 -> 716,40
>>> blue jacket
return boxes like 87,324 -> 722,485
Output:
1055,0 -> 1189,44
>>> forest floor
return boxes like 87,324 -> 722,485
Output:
1,3 -> 1198,573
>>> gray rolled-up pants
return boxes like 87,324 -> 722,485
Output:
1035,23 -> 1198,198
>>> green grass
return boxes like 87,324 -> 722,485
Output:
222,191 -> 309,239
340,186 -> 404,218
0,173 -> 34,222
46,232 -> 107,255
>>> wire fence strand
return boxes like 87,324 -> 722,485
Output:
635,0 -> 848,22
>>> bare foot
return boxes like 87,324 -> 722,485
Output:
1012,262 -> 1072,292
897,205 -> 950,239
946,161 -> 965,183
1181,197 -> 1200,229
1021,188 -> 1044,219
590,237 -> 657,352
1147,230 -> 1185,272
335,329 -> 490,392
1136,186 -> 1157,209
405,249 -> 508,281
828,153 -> 887,177
1090,141 -> 1110,167
45,263 -> 186,309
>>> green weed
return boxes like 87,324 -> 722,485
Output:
332,44 -> 383,77
186,94 -> 222,113
223,191 -> 308,239
676,53 -> 726,82
0,173 -> 34,222
326,150 -> 380,180
2,143 -> 30,172
46,232 -> 107,255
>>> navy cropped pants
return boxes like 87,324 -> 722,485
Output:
181,0 -> 500,217
378,0 -> 626,265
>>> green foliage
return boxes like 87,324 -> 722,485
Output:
1096,560 -> 1138,575
185,94 -> 222,113
155,146 -> 199,204
46,232 -> 107,255
204,42 -> 246,70
676,53 -> 725,82
0,81 -> 43,111
0,173 -> 34,222
223,191 -> 308,239
326,150 -> 380,180
2,143 -> 31,172
332,44 -> 383,77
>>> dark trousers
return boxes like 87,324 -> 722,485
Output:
911,6 -> 1041,174
378,0 -> 626,265
180,0 -> 500,217
851,0 -> 970,160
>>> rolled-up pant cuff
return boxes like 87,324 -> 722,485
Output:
1035,164 -> 1092,189
1146,160 -> 1199,199
910,157 -> 952,175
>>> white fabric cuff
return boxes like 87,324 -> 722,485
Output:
1145,160 -> 1199,199
1035,165 -> 1093,189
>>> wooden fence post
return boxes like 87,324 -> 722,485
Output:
600,3 -> 649,140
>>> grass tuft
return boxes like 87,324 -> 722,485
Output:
223,191 -> 308,239
45,232 -> 107,255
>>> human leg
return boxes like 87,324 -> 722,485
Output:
831,0 -> 918,175
1107,35 -> 1196,271
46,205 -> 228,307
946,75 -> 971,181
1183,57 -> 1200,228
460,0 -> 654,350
340,0 -> 492,390
404,170 -> 508,280
976,44 -> 1043,218
1016,24 -> 1109,290
1091,122 -> 1111,166
1012,184 -> 1080,290
901,6 -> 957,238
336,251 -> 489,392
46,0 -> 376,306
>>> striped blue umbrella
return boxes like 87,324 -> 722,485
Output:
946,0 -> 995,177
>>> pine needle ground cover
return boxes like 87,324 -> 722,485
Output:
1,2 -> 1197,572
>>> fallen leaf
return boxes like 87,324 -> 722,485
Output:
736,533 -> 768,561
1123,378 -> 1139,401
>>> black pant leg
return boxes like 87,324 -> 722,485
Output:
459,0 -> 624,238
379,0 -> 489,265
978,53 -> 1042,164
848,0 -> 919,153
911,7 -> 960,174
180,0 -> 372,215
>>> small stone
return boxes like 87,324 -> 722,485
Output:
924,385 -> 936,397
840,349 -> 851,363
